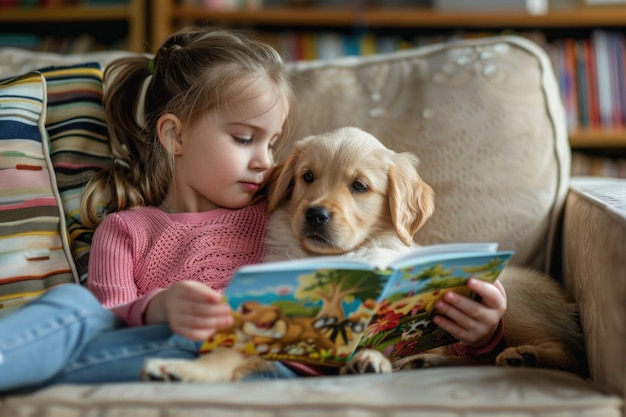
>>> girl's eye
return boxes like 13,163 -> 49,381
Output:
303,171 -> 314,183
233,136 -> 252,145
352,180 -> 367,192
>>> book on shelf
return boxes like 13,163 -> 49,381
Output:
575,39 -> 589,129
549,29 -> 626,135
199,242 -> 514,367
181,0 -> 264,8
571,152 -> 626,178
593,30 -> 615,129
433,0 -> 547,14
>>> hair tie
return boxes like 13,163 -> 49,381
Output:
148,58 -> 155,75
113,157 -> 130,169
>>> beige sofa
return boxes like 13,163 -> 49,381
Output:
0,35 -> 624,417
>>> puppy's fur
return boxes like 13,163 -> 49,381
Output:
141,127 -> 586,382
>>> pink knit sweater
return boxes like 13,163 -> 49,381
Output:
89,201 -> 268,325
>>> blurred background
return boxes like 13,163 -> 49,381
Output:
1,0 -> 625,177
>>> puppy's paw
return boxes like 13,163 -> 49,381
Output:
340,349 -> 392,375
394,351 -> 477,369
395,353 -> 440,369
140,358 -> 186,382
496,346 -> 538,368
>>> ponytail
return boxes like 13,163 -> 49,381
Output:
80,27 -> 294,228
81,56 -> 173,228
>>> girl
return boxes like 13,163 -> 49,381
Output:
0,27 -> 506,393
0,27 -> 298,393
81,26 -> 294,342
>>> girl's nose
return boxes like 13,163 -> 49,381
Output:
251,148 -> 272,171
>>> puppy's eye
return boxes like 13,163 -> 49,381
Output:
352,180 -> 367,193
303,171 -> 314,183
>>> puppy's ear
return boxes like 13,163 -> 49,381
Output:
266,148 -> 301,213
388,153 -> 435,246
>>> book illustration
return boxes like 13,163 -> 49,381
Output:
200,245 -> 514,367
201,268 -> 387,365
358,255 -> 510,360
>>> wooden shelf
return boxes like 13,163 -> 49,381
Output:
171,6 -> 626,29
151,4 -> 626,50
569,130 -> 626,149
0,0 -> 146,52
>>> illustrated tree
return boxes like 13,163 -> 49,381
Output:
294,269 -> 384,321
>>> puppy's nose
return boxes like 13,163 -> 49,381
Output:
306,206 -> 331,227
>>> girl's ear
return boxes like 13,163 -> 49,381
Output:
157,113 -> 183,155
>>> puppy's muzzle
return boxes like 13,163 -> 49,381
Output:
305,206 -> 331,227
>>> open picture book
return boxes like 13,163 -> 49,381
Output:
200,243 -> 514,367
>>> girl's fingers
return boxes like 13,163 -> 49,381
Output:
170,313 -> 234,341
433,284 -> 503,347
182,300 -> 232,317
432,314 -> 466,339
177,316 -> 233,334
164,281 -> 235,340
174,280 -> 225,304
467,278 -> 507,310
436,290 -> 486,324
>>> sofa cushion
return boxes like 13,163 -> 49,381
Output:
41,63 -> 112,284
286,35 -> 571,273
1,367 -> 621,417
0,47 -> 135,80
0,72 -> 76,316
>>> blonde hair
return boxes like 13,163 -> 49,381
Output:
81,27 -> 294,228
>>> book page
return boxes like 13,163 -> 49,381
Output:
200,266 -> 390,366
236,242 -> 500,274
235,255 -> 376,274
387,242 -> 499,269
357,251 -> 514,360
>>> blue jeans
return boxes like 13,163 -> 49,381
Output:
0,284 -> 298,393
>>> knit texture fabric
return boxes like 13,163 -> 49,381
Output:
88,201 -> 268,324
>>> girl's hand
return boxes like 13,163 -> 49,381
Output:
432,278 -> 507,349
145,280 -> 234,340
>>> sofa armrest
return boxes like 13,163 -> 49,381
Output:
562,177 -> 625,404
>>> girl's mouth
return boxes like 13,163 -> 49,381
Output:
240,182 -> 260,192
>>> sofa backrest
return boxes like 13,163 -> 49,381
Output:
285,35 -> 570,273
0,35 -> 569,316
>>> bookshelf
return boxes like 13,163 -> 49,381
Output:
151,5 -> 626,42
149,3 -> 626,151
0,0 -> 147,52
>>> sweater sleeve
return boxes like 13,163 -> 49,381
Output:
453,319 -> 506,359
109,288 -> 165,326
88,212 -> 141,308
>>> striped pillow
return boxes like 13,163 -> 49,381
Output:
41,63 -> 112,284
0,72 -> 77,316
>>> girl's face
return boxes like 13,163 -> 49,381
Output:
163,78 -> 289,212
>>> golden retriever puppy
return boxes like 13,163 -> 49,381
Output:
264,127 -> 586,378
264,126 -> 435,265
